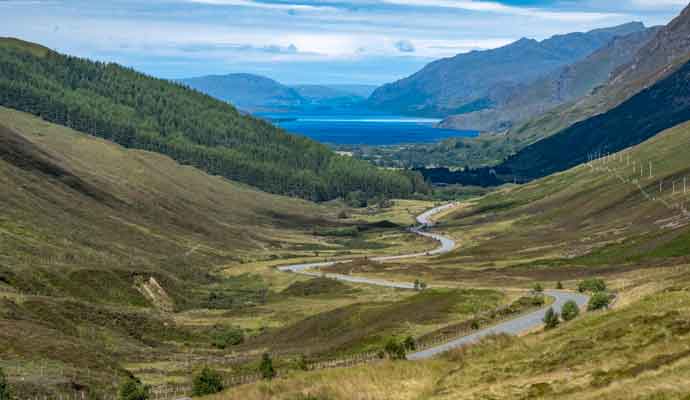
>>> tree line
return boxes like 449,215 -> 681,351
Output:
0,40 -> 429,202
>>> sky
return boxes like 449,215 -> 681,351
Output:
0,0 -> 686,85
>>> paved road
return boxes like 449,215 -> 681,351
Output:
277,203 -> 459,289
278,203 -> 590,359
408,290 -> 590,360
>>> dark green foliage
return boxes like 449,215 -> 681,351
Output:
384,338 -> 408,360
260,353 -> 276,380
531,283 -> 544,295
0,39 -> 429,202
556,281 -> 564,290
578,278 -> 607,293
543,307 -> 560,330
192,367 -> 224,396
295,355 -> 309,371
0,368 -> 10,400
118,377 -> 150,400
403,336 -> 417,351
210,326 -> 244,349
561,300 -> 580,321
588,292 -> 611,311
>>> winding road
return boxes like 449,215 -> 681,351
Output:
278,203 -> 589,359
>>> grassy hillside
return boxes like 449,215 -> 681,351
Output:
210,118 -> 690,400
0,38 -> 428,202
215,265 -> 690,400
0,106 -> 339,396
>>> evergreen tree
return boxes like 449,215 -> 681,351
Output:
259,353 -> 276,380
543,307 -> 560,330
192,367 -> 224,396
561,300 -> 580,321
0,40 -> 430,203
0,368 -> 10,400
118,377 -> 149,400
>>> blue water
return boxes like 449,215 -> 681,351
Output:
258,113 -> 477,146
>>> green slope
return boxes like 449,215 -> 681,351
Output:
0,38 -> 427,202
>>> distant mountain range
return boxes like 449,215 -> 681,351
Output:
180,74 -> 376,112
368,22 -> 647,118
418,3 -> 690,186
438,26 -> 661,132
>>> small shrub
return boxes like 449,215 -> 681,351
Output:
556,281 -> 564,290
543,307 -> 560,330
531,283 -> 544,295
588,292 -> 611,311
260,353 -> 276,380
211,326 -> 244,349
0,368 -> 11,400
561,300 -> 580,321
403,336 -> 417,351
578,278 -> 607,293
192,367 -> 224,396
384,338 -> 407,360
118,377 -> 150,400
295,355 -> 309,371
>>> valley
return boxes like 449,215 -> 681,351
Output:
2,2 -> 690,400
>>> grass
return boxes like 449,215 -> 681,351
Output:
0,106 -> 465,395
350,120 -> 690,289
209,265 -> 690,400
248,288 -> 504,356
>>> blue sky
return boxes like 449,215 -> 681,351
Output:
0,0 -> 685,84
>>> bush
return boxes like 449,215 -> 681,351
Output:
531,283 -> 544,295
403,336 -> 417,351
211,326 -> 244,349
384,338 -> 407,360
0,368 -> 10,400
588,292 -> 611,311
561,300 -> 580,321
578,278 -> 607,293
118,377 -> 150,400
192,367 -> 224,396
260,353 -> 276,380
556,281 -> 564,290
295,355 -> 309,371
543,307 -> 560,330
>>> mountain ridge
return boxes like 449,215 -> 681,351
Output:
367,22 -> 646,117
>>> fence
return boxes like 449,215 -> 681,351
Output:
5,298 -> 550,400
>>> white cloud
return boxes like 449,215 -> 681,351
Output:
185,0 -> 332,11
381,0 -> 625,21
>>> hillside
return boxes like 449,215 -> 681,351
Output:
419,53 -> 690,186
0,105 -> 347,395
439,26 -> 660,133
368,22 -> 645,117
0,38 -> 428,202
215,107 -> 690,400
487,2 -> 690,160
181,74 -> 373,112
180,73 -> 305,111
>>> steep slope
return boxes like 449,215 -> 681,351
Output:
0,106 -> 332,306
0,38 -> 427,202
368,23 -> 645,117
424,55 -> 690,186
440,27 -> 660,132
494,58 -> 690,183
0,105 -> 346,396
180,73 -> 306,111
497,3 -> 690,154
